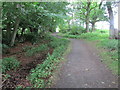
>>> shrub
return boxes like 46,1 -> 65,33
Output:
26,44 -> 48,56
25,33 -> 42,44
69,26 -> 85,35
2,57 -> 20,73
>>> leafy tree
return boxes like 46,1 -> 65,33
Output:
2,2 -> 69,46
75,2 -> 107,32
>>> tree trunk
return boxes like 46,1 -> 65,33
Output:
92,22 -> 95,31
86,20 -> 89,32
10,18 -> 20,46
86,1 -> 91,32
6,22 -> 11,43
106,2 -> 115,39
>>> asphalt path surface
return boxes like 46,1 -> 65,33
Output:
53,37 -> 118,88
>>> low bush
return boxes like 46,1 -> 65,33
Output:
2,57 -> 20,73
24,32 -> 43,44
69,26 -> 85,35
25,44 -> 48,56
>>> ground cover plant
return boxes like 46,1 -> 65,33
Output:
28,37 -> 70,88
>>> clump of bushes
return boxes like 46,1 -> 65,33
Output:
24,33 -> 41,44
69,26 -> 85,35
2,57 -> 20,73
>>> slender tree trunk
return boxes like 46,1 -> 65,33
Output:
86,19 -> 90,32
10,18 -> 20,46
106,2 -> 115,39
92,22 -> 95,31
6,22 -> 11,43
86,1 -> 91,32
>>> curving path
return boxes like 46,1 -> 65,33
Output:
53,38 -> 118,88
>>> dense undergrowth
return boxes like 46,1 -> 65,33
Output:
28,36 -> 70,88
59,29 -> 118,75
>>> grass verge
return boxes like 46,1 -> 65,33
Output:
27,36 -> 70,88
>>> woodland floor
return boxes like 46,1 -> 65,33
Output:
53,38 -> 118,88
2,41 -> 53,88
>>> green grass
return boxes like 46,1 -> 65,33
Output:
100,51 -> 118,75
2,57 -> 20,73
28,36 -> 70,88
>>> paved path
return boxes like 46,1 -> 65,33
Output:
53,39 -> 118,88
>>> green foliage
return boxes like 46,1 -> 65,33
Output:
26,44 -> 48,56
2,57 -> 20,73
59,25 -> 85,35
69,26 -> 85,35
0,43 -> 9,54
100,51 -> 118,75
2,2 -> 69,46
24,33 -> 40,44
28,37 -> 69,88
48,37 -> 69,48
100,39 -> 118,50
22,46 -> 32,52
79,32 -> 108,40
62,34 -> 80,38
2,73 -> 11,81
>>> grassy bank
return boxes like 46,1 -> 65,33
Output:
27,36 -> 70,88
